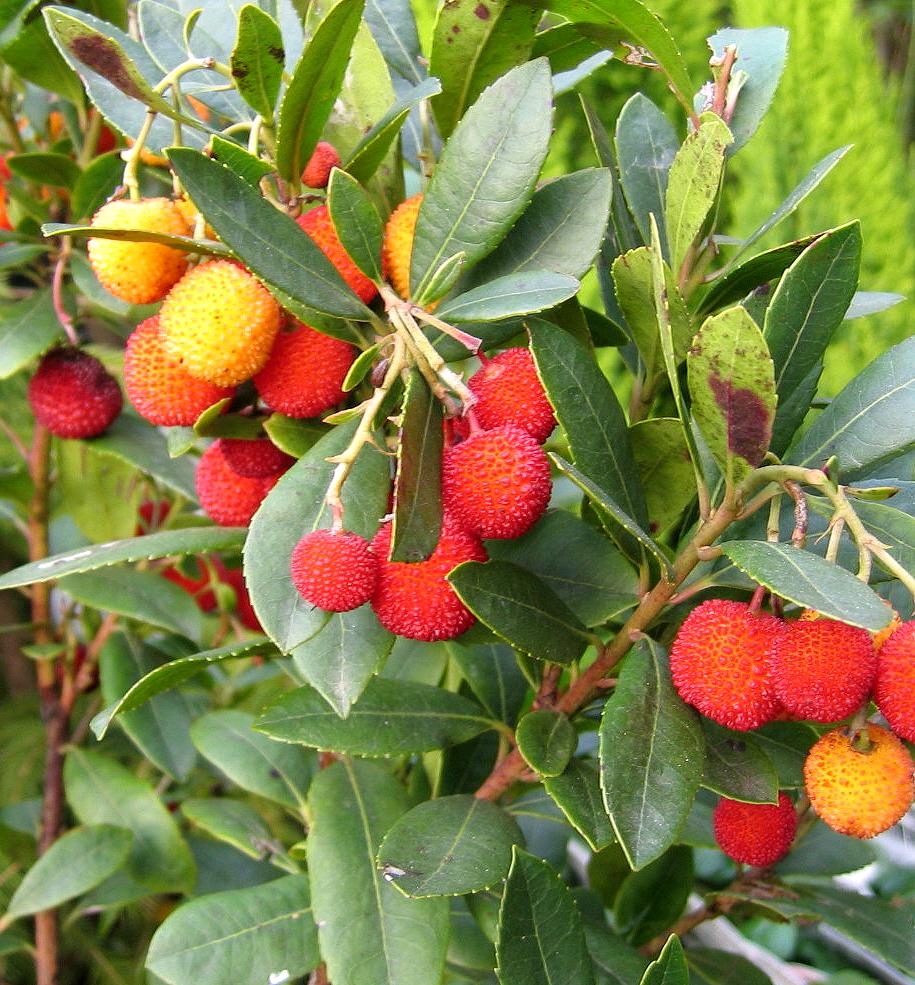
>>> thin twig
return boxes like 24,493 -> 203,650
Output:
51,238 -> 78,346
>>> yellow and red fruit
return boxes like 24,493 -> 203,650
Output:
87,198 -> 191,304
290,529 -> 378,612
160,260 -> 282,386
804,723 -> 914,838
382,193 -> 422,301
371,514 -> 486,641
713,792 -> 797,867
297,206 -> 377,304
220,438 -> 294,478
442,424 -> 551,540
467,347 -> 556,444
28,348 -> 122,439
124,316 -> 235,426
875,621 -> 915,742
767,616 -> 876,723
302,141 -> 341,189
195,439 -> 286,527
669,599 -> 781,731
253,322 -> 355,418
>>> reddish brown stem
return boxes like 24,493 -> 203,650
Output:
51,239 -> 78,347
710,45 -> 738,119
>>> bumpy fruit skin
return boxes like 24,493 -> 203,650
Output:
297,206 -> 377,303
382,193 -> 422,300
371,515 -> 486,641
195,440 -> 285,527
875,621 -> 915,742
804,723 -> 914,838
87,198 -> 191,304
669,599 -> 781,731
442,424 -> 551,539
767,617 -> 876,723
160,260 -> 282,386
253,322 -> 355,418
302,141 -> 341,189
290,529 -> 378,612
28,348 -> 122,439
220,438 -> 294,478
467,347 -> 556,444
124,316 -> 235,426
713,792 -> 797,866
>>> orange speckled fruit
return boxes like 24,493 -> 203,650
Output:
382,193 -> 423,301
875,621 -> 915,742
88,198 -> 191,303
804,723 -> 914,838
160,260 -> 282,386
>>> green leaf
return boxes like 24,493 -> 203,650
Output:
275,0 -> 365,182
410,59 -> 553,299
263,414 -> 328,456
7,152 -> 80,190
64,748 -> 195,893
701,721 -> 778,804
686,949 -> 773,985
496,847 -> 596,985
631,419 -> 697,534
773,821 -> 875,878
487,509 -> 638,627
392,369 -> 442,562
437,270 -> 580,322
231,5 -> 284,120
364,0 -> 424,83
378,795 -> 523,897
850,499 -> 915,582
641,934 -> 689,985
255,678 -> 493,755
146,875 -> 319,985
181,799 -> 272,860
544,759 -> 614,851
615,93 -> 679,249
4,825 -> 131,921
449,559 -> 592,665
308,759 -> 449,985
448,641 -> 530,726
786,336 -> 915,480
0,290 -> 64,380
210,135 -> 275,186
328,168 -> 384,283
0,244 -> 48,270
70,151 -> 123,221
0,9 -> 84,105
586,923 -> 650,985
751,722 -> 817,789
665,115 -> 733,276
59,568 -> 204,639
168,149 -> 373,322
190,709 -> 314,811
467,169 -> 613,285
99,633 -> 201,781
718,541 -> 893,632
687,305 -> 776,485
599,638 -> 704,869
845,291 -> 906,320
615,846 -> 693,946
516,710 -> 577,778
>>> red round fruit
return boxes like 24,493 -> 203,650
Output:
28,347 -> 122,439
290,529 -> 378,612
301,141 -> 341,189
297,206 -> 377,303
713,792 -> 797,866
669,599 -> 782,731
442,424 -> 551,539
875,620 -> 915,742
468,348 -> 556,443
220,438 -> 294,478
371,515 -> 486,641
195,440 -> 285,527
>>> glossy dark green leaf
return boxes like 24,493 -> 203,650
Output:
786,335 -> 915,480
181,799 -> 273,860
449,559 -> 592,665
256,678 -> 493,755
70,151 -> 122,220
719,541 -> 894,632
640,934 -> 689,985
0,290 -> 64,380
146,875 -> 319,985
701,721 -> 778,804
190,710 -> 314,811
210,135 -> 274,185
615,93 -> 678,248
64,748 -> 195,893
599,639 -> 704,869
448,642 -> 530,726
585,923 -> 650,985
168,149 -> 373,322
544,759 -> 615,851
5,825 -> 132,921
43,223 -> 226,261
773,821 -> 875,878
8,152 -> 79,189
392,369 -> 442,562
410,59 -> 552,298
364,0 -> 424,83
496,847 -> 595,985
584,306 -> 629,347
328,168 -> 384,283
615,846 -> 693,946
308,759 -> 449,985
231,5 -> 284,120
378,795 -> 523,897
516,711 -> 577,777
686,949 -> 773,985
275,0 -> 365,181
438,270 -> 579,322
751,722 -> 817,789
1,8 -> 84,105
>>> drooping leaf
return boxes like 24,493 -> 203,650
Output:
230,5 -> 285,121
701,720 -> 778,804
773,821 -> 875,878
544,758 -> 615,851
364,0 -> 425,83
0,290 -> 64,380
327,167 -> 384,283
378,795 -> 524,897
436,270 -> 580,322
516,710 -> 578,777
7,152 -> 80,190
181,799 -> 273,860
615,846 -> 693,946
630,419 -> 697,534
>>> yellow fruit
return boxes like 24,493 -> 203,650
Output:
160,260 -> 282,386
175,197 -> 215,239
88,198 -> 191,304
382,193 -> 423,301
804,723 -> 914,838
